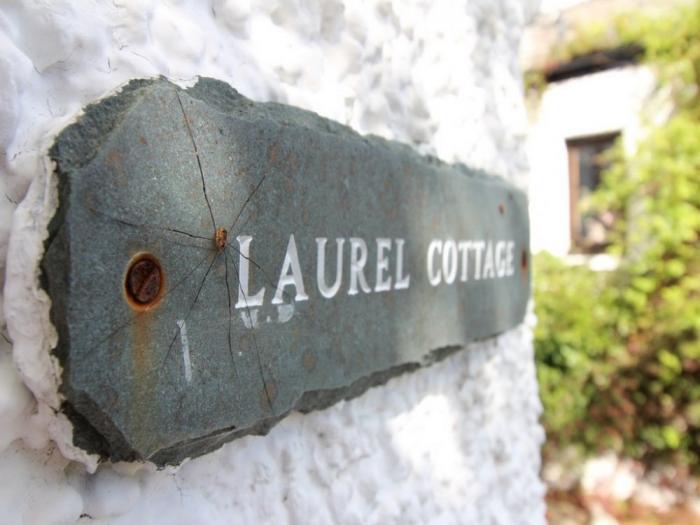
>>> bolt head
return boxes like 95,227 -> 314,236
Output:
126,255 -> 163,306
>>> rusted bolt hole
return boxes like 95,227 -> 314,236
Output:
520,250 -> 528,271
125,253 -> 164,309
498,203 -> 505,215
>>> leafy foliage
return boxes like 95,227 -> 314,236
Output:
535,1 -> 700,471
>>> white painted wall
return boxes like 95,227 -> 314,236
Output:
527,65 -> 657,255
0,1 -> 545,523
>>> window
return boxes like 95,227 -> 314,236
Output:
566,133 -> 619,253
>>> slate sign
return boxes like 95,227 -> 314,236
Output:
43,78 -> 530,465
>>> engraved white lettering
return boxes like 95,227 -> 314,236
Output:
272,234 -> 309,304
235,236 -> 265,309
348,238 -> 372,295
316,237 -> 344,298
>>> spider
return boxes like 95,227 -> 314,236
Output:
214,226 -> 228,250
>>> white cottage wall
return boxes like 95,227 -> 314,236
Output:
0,1 -> 545,524
527,65 -> 658,256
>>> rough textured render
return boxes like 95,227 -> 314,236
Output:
0,1 -> 545,524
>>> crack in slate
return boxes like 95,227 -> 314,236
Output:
175,90 -> 217,232
222,248 -> 237,374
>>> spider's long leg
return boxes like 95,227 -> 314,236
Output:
162,251 -> 221,367
228,253 -> 274,411
94,249 -> 215,344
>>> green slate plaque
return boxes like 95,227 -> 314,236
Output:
42,77 -> 530,465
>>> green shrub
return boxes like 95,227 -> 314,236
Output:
534,254 -> 601,440
534,1 -> 700,471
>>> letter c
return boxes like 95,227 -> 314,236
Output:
427,240 -> 442,286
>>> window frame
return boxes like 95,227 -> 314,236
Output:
566,131 -> 620,254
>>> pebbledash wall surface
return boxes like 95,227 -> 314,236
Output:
0,1 -> 545,524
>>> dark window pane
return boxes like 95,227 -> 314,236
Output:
566,133 -> 619,254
